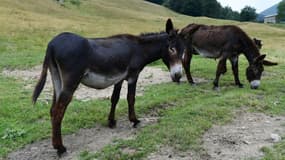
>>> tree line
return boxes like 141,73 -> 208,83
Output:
278,0 -> 285,22
146,0 -> 257,22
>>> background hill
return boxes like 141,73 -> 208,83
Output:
0,0 -> 284,70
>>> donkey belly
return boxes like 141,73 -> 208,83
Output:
81,70 -> 127,89
194,47 -> 220,58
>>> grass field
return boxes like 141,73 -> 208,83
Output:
0,0 -> 285,159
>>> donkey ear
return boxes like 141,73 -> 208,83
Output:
166,18 -> 174,34
254,54 -> 266,64
263,60 -> 278,66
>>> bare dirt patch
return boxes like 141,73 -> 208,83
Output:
1,66 -> 207,102
1,66 -> 172,101
203,111 -> 285,160
7,115 -> 159,160
6,102 -> 174,160
146,146 -> 204,160
146,111 -> 285,160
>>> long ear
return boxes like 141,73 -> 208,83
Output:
263,60 -> 278,66
254,54 -> 266,64
166,18 -> 174,34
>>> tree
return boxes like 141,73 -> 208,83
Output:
278,0 -> 285,22
163,0 -> 203,16
200,0 -> 222,18
220,6 -> 240,20
148,0 -> 241,21
145,0 -> 164,4
240,6 -> 257,22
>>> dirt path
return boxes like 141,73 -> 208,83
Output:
2,66 -> 208,160
2,66 -> 174,101
203,110 -> 285,160
7,115 -> 159,160
147,111 -> 285,160
4,67 -> 284,160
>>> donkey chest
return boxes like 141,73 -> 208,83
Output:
81,70 -> 127,89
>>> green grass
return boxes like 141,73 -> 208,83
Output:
261,139 -> 285,160
0,0 -> 285,159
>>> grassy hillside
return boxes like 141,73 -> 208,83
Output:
0,0 -> 285,159
0,0 -> 284,69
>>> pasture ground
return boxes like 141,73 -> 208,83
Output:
0,0 -> 285,159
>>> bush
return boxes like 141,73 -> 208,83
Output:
70,0 -> 81,6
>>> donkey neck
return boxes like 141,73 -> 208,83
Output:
138,32 -> 168,65
242,41 -> 261,65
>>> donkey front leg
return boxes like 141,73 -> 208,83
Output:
127,77 -> 140,127
182,49 -> 195,84
230,56 -> 243,88
108,81 -> 123,128
213,58 -> 227,90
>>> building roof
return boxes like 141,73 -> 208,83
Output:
264,14 -> 278,18
257,3 -> 279,22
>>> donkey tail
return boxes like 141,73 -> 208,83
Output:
32,47 -> 51,104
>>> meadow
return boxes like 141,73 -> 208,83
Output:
0,0 -> 285,159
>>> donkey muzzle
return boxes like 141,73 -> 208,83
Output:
170,63 -> 183,83
250,80 -> 260,89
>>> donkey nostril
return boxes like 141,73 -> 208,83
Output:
251,86 -> 258,89
175,73 -> 182,80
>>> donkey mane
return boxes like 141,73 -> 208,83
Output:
139,31 -> 168,43
91,31 -> 168,44
139,31 -> 165,37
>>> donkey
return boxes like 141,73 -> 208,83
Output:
32,19 -> 183,155
191,37 -> 262,55
179,24 -> 277,90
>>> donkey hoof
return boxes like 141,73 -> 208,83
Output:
190,82 -> 196,86
132,119 -> 141,128
108,119 -> 117,128
213,86 -> 220,91
238,84 -> 244,88
56,146 -> 66,156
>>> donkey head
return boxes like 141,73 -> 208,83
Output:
163,18 -> 184,83
246,54 -> 278,89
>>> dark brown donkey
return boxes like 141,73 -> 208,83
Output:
179,24 -> 277,89
32,19 -> 183,155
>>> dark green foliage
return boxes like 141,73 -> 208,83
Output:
145,0 -> 164,4
164,0 -> 203,16
55,0 -> 81,6
240,6 -> 257,22
200,0 -> 222,18
220,6 -> 240,21
146,0 -> 242,21
70,0 -> 81,6
278,0 -> 285,22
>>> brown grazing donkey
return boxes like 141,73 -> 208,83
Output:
179,24 -> 277,90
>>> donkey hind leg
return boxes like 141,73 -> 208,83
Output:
127,76 -> 140,128
108,80 -> 123,128
50,67 -> 81,155
213,58 -> 227,90
230,56 -> 243,88
182,50 -> 195,84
